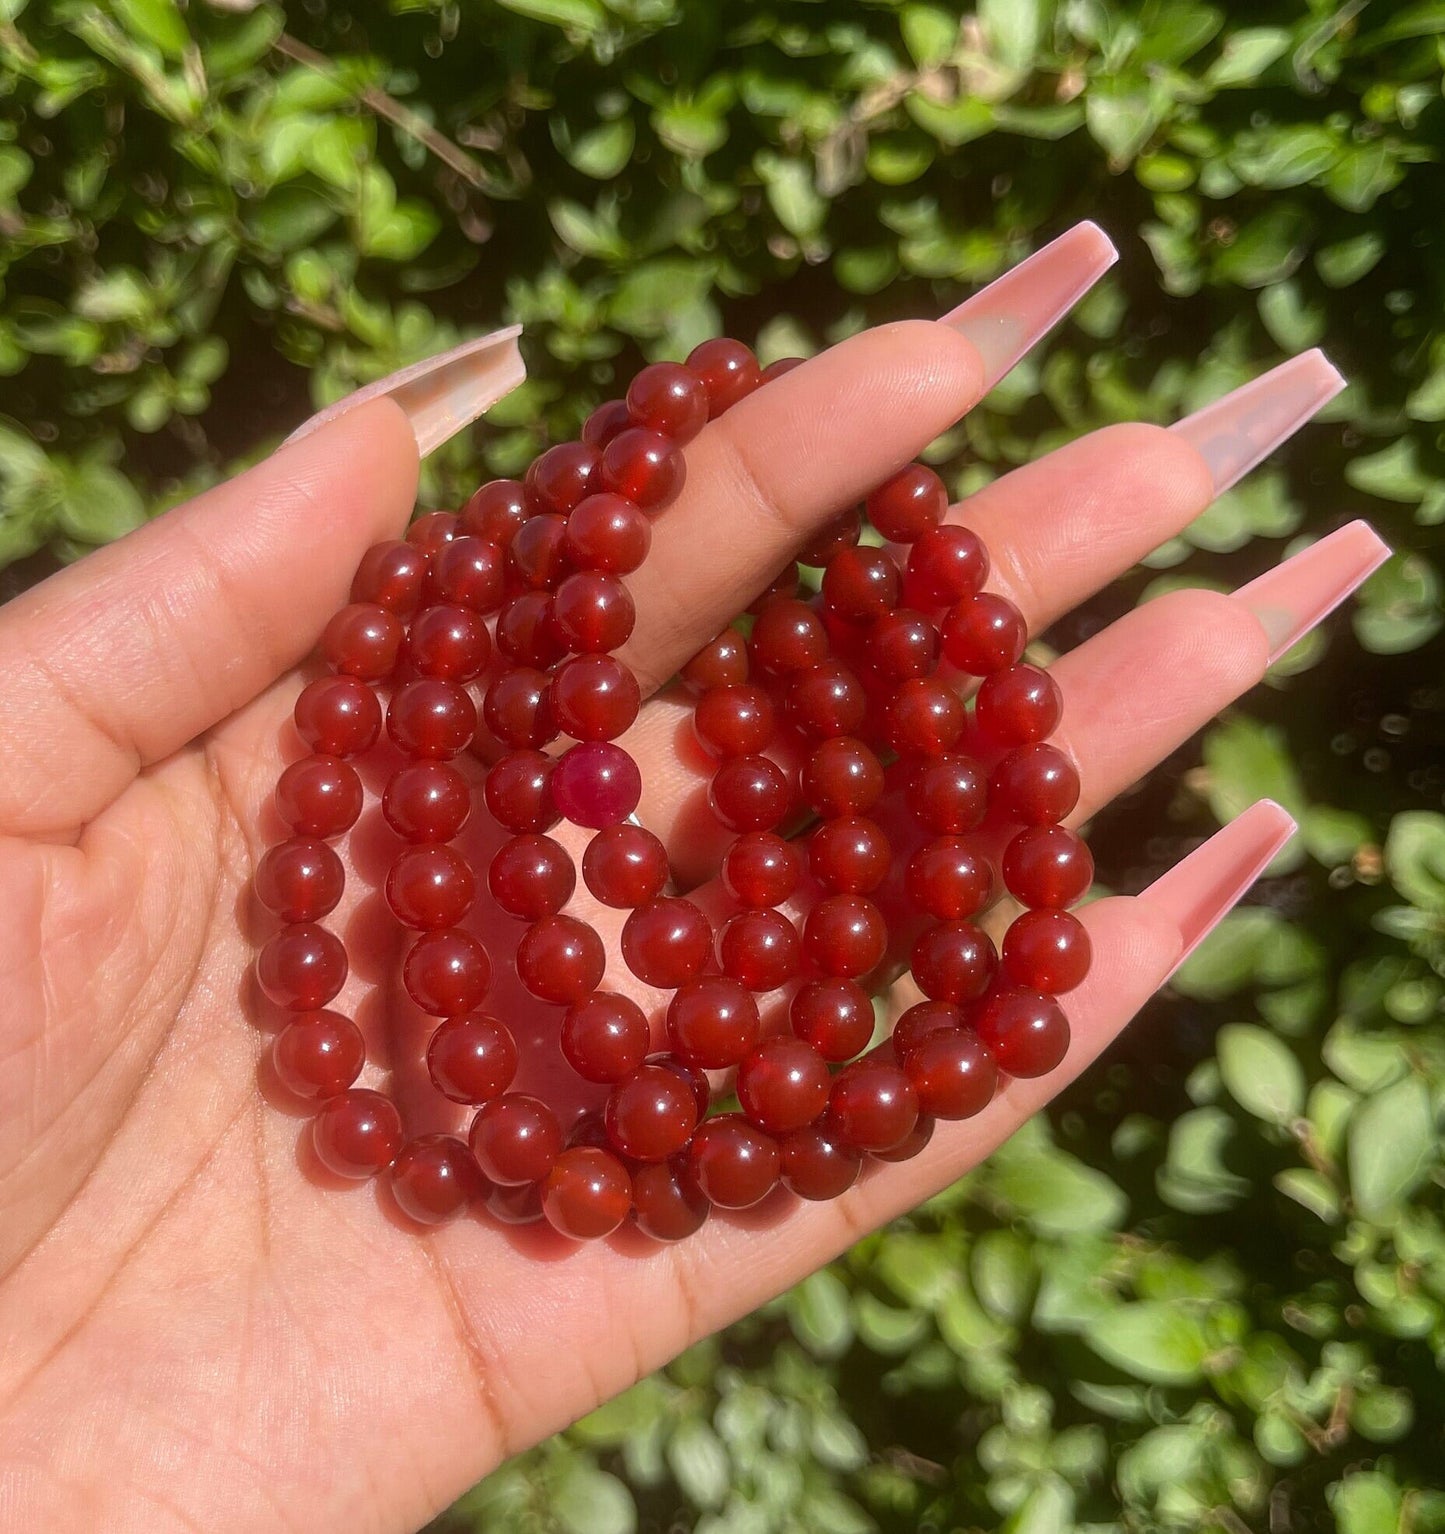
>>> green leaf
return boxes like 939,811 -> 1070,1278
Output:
1206,26 -> 1290,86
561,118 -> 635,179
1345,437 -> 1432,503
1385,812 -> 1445,909
989,1145 -> 1127,1234
608,257 -> 714,337
247,186 -> 338,251
1202,717 -> 1307,862
979,0 -> 1045,71
1348,1073 -> 1435,1221
787,1269 -> 853,1359
1218,1023 -> 1305,1124
1230,125 -> 1339,190
755,152 -> 826,239
495,0 -> 605,31
874,1232 -> 958,1309
1215,202 -> 1313,288
1084,1303 -> 1211,1386
552,1459 -> 636,1534
54,459 -> 147,543
900,4 -> 958,68
1159,1106 -> 1251,1212
666,1418 -> 730,1510
1331,1471 -> 1404,1534
1406,361 -> 1445,422
1258,280 -> 1326,351
1314,231 -> 1386,287
1274,1168 -> 1342,1222
363,200 -> 441,261
905,93 -> 995,146
1353,553 -> 1443,655
1086,85 -> 1157,164
1326,142 -> 1404,214
970,1230 -> 1035,1323
653,102 -> 728,159
111,0 -> 190,60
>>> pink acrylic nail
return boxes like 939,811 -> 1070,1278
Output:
1234,520 -> 1392,664
284,325 -> 526,457
1171,351 -> 1345,494
1141,800 -> 1298,975
940,222 -> 1118,390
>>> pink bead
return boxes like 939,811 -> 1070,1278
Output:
550,742 -> 642,829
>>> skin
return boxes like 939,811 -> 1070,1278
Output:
0,320 -> 1270,1533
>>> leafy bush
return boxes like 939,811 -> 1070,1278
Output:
3,0 -> 1442,1529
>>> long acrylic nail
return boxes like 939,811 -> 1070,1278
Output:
1140,800 -> 1298,976
940,222 -> 1118,390
1234,520 -> 1391,664
1171,350 -> 1345,495
284,325 -> 527,457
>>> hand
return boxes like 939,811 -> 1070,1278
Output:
0,227 -> 1383,1533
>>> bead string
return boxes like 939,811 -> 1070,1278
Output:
254,338 -> 1093,1241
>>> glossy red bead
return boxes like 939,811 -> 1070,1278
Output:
483,749 -> 557,833
709,754 -> 792,833
470,1093 -> 563,1184
255,837 -> 344,923
524,440 -> 600,518
321,602 -> 404,680
257,922 -> 347,1011
821,545 -> 902,623
803,894 -> 888,979
294,675 -> 382,758
1001,909 -> 1092,993
718,908 -> 801,992
902,1028 -> 997,1120
407,510 -> 458,551
387,678 -> 476,759
693,684 -> 777,758
722,831 -> 802,908
407,603 -> 491,682
760,355 -> 806,382
488,834 -> 575,920
381,761 -> 469,843
485,1180 -> 545,1225
778,1124 -> 863,1200
391,1134 -> 480,1225
600,427 -> 685,511
542,1147 -> 632,1240
1001,825 -> 1094,908
891,999 -> 963,1057
460,478 -> 529,545
737,1036 -> 831,1134
906,837 -> 992,920
550,742 -> 642,828
870,1114 -> 936,1163
562,992 -> 650,1084
630,1160 -> 710,1241
581,399 -> 633,451
276,754 -> 363,839
681,629 -> 749,691
563,492 -> 651,574
902,524 -> 989,608
516,914 -> 606,1004
910,921 -> 997,1003
790,978 -> 875,1062
386,844 -> 476,929
313,1089 -> 403,1179
666,976 -> 761,1069
686,1114 -> 780,1208
653,1053 -> 712,1119
604,1062 -> 700,1160
975,662 -> 1062,745
883,677 -> 964,757
868,609 -> 940,682
551,654 -> 640,742
622,897 -> 712,989
351,539 -> 428,617
973,988 -> 1070,1077
582,822 -> 669,908
430,535 -> 507,613
403,927 -> 490,1015
483,666 -> 556,751
907,752 -> 987,834
508,512 -> 571,590
272,1010 -> 364,1100
686,337 -> 761,417
495,591 -> 567,671
808,815 -> 890,894
801,736 -> 885,818
787,661 -> 868,738
799,508 -> 862,568
827,1059 -> 919,1152
749,599 -> 830,676
552,571 -> 635,654
427,1013 -> 518,1103
867,463 -> 948,543
941,592 -> 1027,676
990,743 -> 1081,826
626,361 -> 709,442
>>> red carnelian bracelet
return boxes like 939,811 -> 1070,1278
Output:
253,339 -> 1093,1242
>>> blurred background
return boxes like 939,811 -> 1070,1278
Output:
2,0 -> 1442,1529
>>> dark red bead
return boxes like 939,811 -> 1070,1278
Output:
942,592 -> 1027,676
257,923 -> 347,1011
737,1036 -> 830,1134
903,524 -> 989,608
582,823 -> 669,908
622,898 -> 712,989
483,750 -> 557,833
626,361 -> 709,443
790,978 -> 875,1062
562,992 -> 650,1084
407,603 -> 491,682
973,988 -> 1070,1077
910,921 -> 997,1003
907,753 -> 987,834
525,440 -> 600,518
407,510 -> 458,551
430,535 -> 507,613
487,834 -> 575,920
906,837 -> 992,920
352,539 -> 428,617
552,571 -> 635,654
686,1114 -> 780,1208
870,1114 -> 936,1163
605,1062 -> 700,1160
255,837 -> 344,923
313,1089 -> 403,1179
386,843 -> 476,929
321,603 -> 404,681
550,742 -> 642,828
975,663 -> 1062,745
508,513 -> 571,590
460,479 -> 529,545
516,914 -> 606,1004
600,427 -> 686,511
693,684 -> 777,757
483,665 -> 556,751
542,1146 -> 632,1240
883,678 -> 964,757
495,591 -> 568,670
581,399 -> 633,452
427,1013 -> 518,1103
801,736 -> 885,817
1001,909 -> 1092,993
391,1134 -> 480,1225
779,1123 -> 862,1200
485,1180 -> 545,1225
749,599 -> 830,676
821,545 -> 902,623
749,561 -> 802,614
551,654 -> 640,741
567,1108 -> 611,1150
902,1028 -> 997,1120
666,975 -> 761,1069
470,1093 -> 563,1184
867,463 -> 948,543
709,754 -> 791,832
719,908 -> 801,992
990,743 -> 1080,826
868,609 -> 940,682
403,927 -> 490,1015
387,678 -> 476,759
653,1053 -> 712,1119
798,508 -> 862,568
631,1159 -> 710,1241
294,675 -> 382,758
681,629 -> 749,691
787,661 -> 868,738
276,755 -> 363,839
760,355 -> 806,382
828,1059 -> 919,1152
803,894 -> 888,979
382,761 -> 469,843
722,831 -> 802,908
272,1010 -> 364,1100
563,492 -> 651,574
892,1000 -> 962,1057
686,338 -> 761,417
808,815 -> 890,894
1001,826 -> 1094,909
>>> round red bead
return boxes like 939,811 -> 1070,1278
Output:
990,743 -> 1081,826
562,992 -> 650,1084
749,599 -> 830,676
391,1134 -> 481,1225
685,338 -> 761,417
495,592 -> 567,671
483,749 -> 557,833
802,894 -> 888,979
666,976 -> 761,1069
387,678 -> 476,759
622,898 -> 712,989
427,1013 -> 518,1103
973,988 -> 1071,1077
808,815 -> 891,894
907,753 -> 987,834
272,1010 -> 364,1100
508,513 -> 571,590
787,661 -> 868,738
941,592 -> 1027,676
718,908 -> 801,992
460,479 -> 529,545
581,400 -> 633,452
722,831 -> 802,908
827,1059 -> 919,1152
294,675 -> 382,758
868,609 -> 941,682
630,1160 -> 710,1241
822,545 -> 902,623
910,921 -> 997,1003
255,838 -> 344,924
483,666 -> 556,751
321,603 -> 403,680
1001,825 -> 1094,909
542,1147 -> 632,1240
600,427 -> 686,511
403,927 -> 490,1015
383,760 -> 471,843
883,678 -> 964,757
516,915 -> 606,1005
582,822 -> 669,908
902,1028 -> 997,1120
276,755 -> 363,839
430,536 -> 506,613
801,737 -> 885,817
975,663 -> 1062,745
709,754 -> 791,833
552,571 -> 636,654
313,1089 -> 403,1179
550,742 -> 642,828
682,630 -> 749,691
551,654 -> 640,742
799,508 -> 862,568
257,922 -> 347,1011
906,837 -> 992,920
790,978 -> 876,1062
1001,909 -> 1092,993
604,1063 -> 700,1160
902,524 -> 988,608
563,492 -> 651,574
470,1093 -> 563,1184
778,1124 -> 862,1200
352,540 -> 428,617
488,834 -> 575,921
694,684 -> 777,758
867,463 -> 948,543
525,440 -> 599,518
737,1036 -> 831,1134
407,603 -> 491,682
686,1114 -> 780,1209
626,361 -> 709,443
387,843 -> 476,929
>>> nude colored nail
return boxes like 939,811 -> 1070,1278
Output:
1234,520 -> 1392,665
284,324 -> 527,457
1171,350 -> 1345,495
939,222 -> 1119,389
1140,800 -> 1298,976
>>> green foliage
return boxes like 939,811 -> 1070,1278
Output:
4,0 -> 1444,1530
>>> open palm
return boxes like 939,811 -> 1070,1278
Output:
0,255 -> 1373,1532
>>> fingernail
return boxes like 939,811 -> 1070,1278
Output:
284,325 -> 527,457
1234,520 -> 1392,664
940,222 -> 1118,390
1171,350 -> 1345,494
1140,800 -> 1298,976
